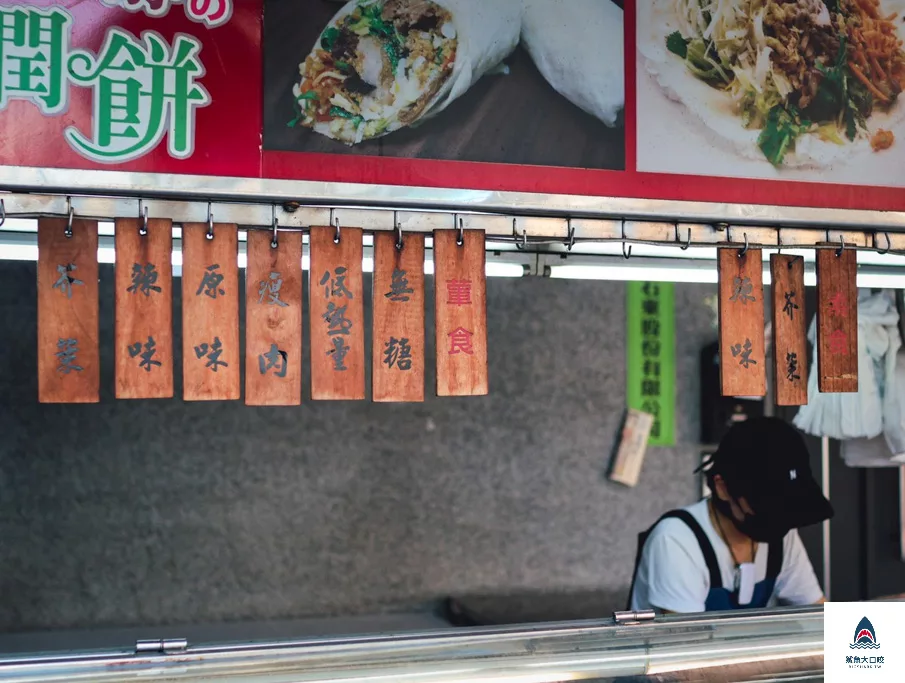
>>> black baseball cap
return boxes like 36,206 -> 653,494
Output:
702,417 -> 834,531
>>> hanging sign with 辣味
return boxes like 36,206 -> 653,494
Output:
717,247 -> 766,398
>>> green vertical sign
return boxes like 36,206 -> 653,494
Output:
627,282 -> 675,446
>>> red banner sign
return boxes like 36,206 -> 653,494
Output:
2,0 -> 905,213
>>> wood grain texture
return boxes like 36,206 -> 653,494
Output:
114,218 -> 173,399
770,255 -> 808,406
817,244 -> 859,393
181,223 -> 240,401
372,232 -> 425,403
717,248 -> 766,397
245,230 -> 303,406
37,218 -> 99,403
262,3 -> 624,170
309,225 -> 365,400
434,230 -> 488,397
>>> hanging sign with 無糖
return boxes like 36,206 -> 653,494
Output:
372,231 -> 425,402
245,229 -> 302,406
181,222 -> 240,401
114,217 -> 173,399
309,224 -> 365,400
434,229 -> 488,396
770,254 -> 808,406
817,244 -> 858,393
37,218 -> 100,403
717,246 -> 766,397
626,282 -> 675,445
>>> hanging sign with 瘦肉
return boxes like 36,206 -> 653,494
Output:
717,246 -> 766,397
245,229 -> 303,406
181,222 -> 240,401
626,281 -> 675,446
372,231 -> 425,403
434,229 -> 488,397
37,218 -> 100,403
309,225 -> 365,400
114,217 -> 174,399
770,254 -> 808,406
817,245 -> 859,393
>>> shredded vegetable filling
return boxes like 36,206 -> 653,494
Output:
290,0 -> 458,144
665,0 -> 905,164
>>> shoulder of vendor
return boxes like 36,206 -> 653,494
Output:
629,499 -> 824,614
629,417 -> 834,615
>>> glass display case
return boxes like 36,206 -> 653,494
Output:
0,606 -> 823,682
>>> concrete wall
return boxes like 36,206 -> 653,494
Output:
0,262 -> 716,632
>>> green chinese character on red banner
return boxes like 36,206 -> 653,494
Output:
0,6 -> 71,114
64,29 -> 210,163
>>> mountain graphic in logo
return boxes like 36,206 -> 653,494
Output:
850,617 -> 881,650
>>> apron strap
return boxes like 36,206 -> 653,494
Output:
627,509 -> 722,610
765,534 -> 785,581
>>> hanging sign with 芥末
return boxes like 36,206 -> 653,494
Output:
770,254 -> 808,406
245,228 -> 303,406
372,230 -> 425,403
37,217 -> 100,403
181,222 -> 240,401
114,216 -> 174,399
309,224 -> 365,400
717,246 -> 766,397
434,229 -> 488,396
816,244 -> 858,393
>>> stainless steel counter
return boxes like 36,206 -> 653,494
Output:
0,606 -> 823,682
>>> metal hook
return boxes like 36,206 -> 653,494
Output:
0,197 -> 5,228
622,241 -> 632,259
738,232 -> 748,257
776,229 -> 783,256
206,203 -> 214,241
333,215 -> 341,244
878,232 -> 891,255
271,212 -> 279,250
395,220 -> 404,251
139,201 -> 149,237
457,217 -> 464,247
676,224 -> 691,250
566,222 -> 576,251
836,235 -> 845,258
65,198 -> 73,239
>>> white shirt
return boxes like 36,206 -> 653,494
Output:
630,499 -> 824,613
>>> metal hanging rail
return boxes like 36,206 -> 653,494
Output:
3,192 -> 905,258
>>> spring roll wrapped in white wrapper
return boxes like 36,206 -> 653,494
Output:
521,0 -> 624,127
295,0 -> 521,144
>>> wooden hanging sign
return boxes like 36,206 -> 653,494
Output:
770,254 -> 808,406
309,225 -> 365,400
816,244 -> 858,393
434,229 -> 488,396
245,229 -> 303,406
372,231 -> 425,403
717,247 -> 766,397
181,223 -> 240,401
114,217 -> 174,399
37,218 -> 100,403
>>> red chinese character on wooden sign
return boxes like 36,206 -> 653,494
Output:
448,327 -> 474,355
827,291 -> 848,317
828,329 -> 848,355
446,279 -> 472,305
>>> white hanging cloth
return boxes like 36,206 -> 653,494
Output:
793,290 -> 901,442
841,348 -> 905,467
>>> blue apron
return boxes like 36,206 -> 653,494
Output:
628,509 -> 784,612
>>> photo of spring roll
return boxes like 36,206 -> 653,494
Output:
291,0 -> 521,145
520,0 -> 625,127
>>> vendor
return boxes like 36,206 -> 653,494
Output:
629,417 -> 833,613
